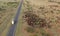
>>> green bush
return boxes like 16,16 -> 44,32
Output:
26,27 -> 35,33
0,8 -> 3,11
0,8 -> 6,11
33,34 -> 38,36
7,2 -> 19,8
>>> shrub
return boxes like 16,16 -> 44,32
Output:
33,34 -> 38,36
0,8 -> 6,11
7,2 -> 19,8
26,27 -> 35,33
0,8 -> 3,11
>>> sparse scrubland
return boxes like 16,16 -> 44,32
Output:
0,1 -> 19,36
21,0 -> 60,36
1,0 -> 60,36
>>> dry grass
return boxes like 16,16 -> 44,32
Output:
0,1 -> 19,36
20,0 -> 60,36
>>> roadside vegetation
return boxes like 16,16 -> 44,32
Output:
0,1 -> 19,25
0,1 -> 19,36
7,2 -> 19,8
